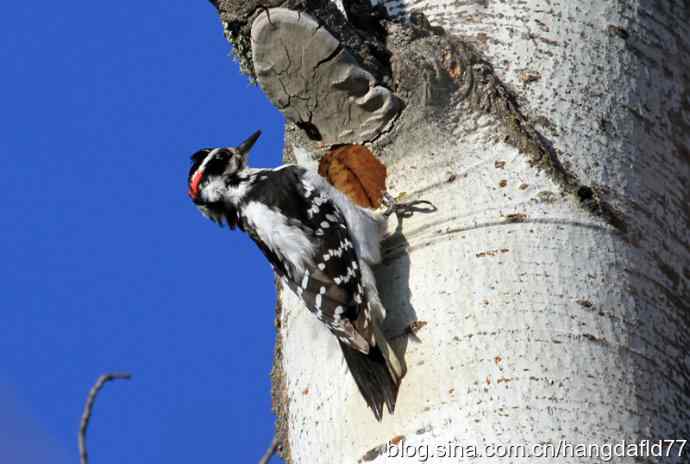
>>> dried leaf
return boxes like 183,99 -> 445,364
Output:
318,144 -> 387,208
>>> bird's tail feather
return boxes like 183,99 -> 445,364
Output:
373,322 -> 407,382
339,330 -> 405,421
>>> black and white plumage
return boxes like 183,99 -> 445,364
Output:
187,131 -> 405,420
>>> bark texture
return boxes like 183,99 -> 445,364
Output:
251,8 -> 401,143
211,1 -> 689,462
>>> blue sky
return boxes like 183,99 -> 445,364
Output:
1,2 -> 284,462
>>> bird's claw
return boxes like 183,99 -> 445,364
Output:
382,192 -> 398,217
382,192 -> 437,218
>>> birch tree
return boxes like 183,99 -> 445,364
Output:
210,1 -> 690,462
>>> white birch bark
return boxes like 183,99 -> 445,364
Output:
266,1 -> 690,462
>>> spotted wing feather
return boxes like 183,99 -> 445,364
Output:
240,166 -> 375,353
291,178 -> 376,352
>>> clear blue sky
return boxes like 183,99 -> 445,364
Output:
1,2 -> 284,462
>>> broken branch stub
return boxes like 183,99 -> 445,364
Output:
251,8 -> 401,144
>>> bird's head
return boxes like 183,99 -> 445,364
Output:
187,130 -> 261,204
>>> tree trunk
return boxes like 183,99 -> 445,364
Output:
212,1 -> 690,462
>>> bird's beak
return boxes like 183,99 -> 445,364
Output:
237,130 -> 261,159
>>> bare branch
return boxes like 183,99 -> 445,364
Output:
258,435 -> 279,464
79,372 -> 132,464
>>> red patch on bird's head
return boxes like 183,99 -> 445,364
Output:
188,168 -> 204,200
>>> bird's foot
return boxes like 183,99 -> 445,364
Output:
382,192 -> 437,218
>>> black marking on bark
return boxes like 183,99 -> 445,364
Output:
581,333 -> 609,346
359,442 -> 389,462
296,120 -> 322,140
577,186 -> 594,201
607,24 -> 629,40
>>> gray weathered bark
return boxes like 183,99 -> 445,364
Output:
211,1 -> 689,462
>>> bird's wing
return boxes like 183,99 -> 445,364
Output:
242,166 -> 375,354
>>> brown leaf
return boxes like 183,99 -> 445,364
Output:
318,145 -> 387,208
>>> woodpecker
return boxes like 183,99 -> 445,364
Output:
187,131 -> 405,421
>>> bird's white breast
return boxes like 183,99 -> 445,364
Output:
242,201 -> 316,275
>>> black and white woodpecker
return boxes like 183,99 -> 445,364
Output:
187,131 -> 405,421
